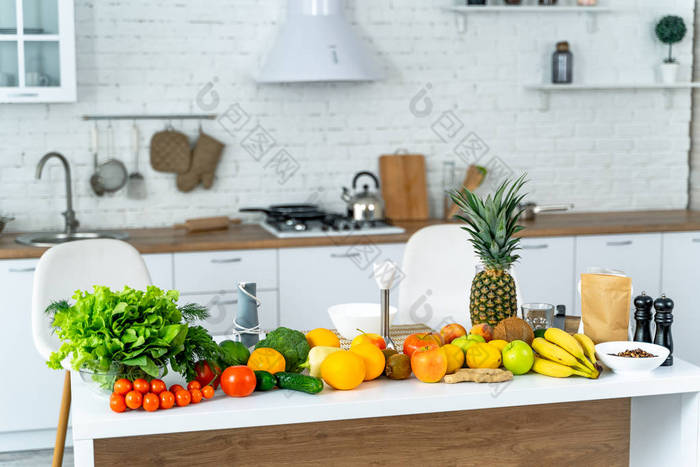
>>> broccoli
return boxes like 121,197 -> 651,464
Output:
254,327 -> 310,373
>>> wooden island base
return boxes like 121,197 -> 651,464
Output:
94,398 -> 630,466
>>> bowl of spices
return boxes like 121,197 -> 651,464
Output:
595,341 -> 670,374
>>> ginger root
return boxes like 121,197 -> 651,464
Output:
443,368 -> 513,384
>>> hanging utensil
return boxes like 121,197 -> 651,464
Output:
127,123 -> 146,199
89,124 -> 105,197
98,121 -> 128,194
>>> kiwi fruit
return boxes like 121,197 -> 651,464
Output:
385,353 -> 411,380
381,348 -> 398,361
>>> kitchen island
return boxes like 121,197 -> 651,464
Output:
71,359 -> 700,467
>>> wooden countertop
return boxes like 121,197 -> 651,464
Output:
2,209 -> 700,260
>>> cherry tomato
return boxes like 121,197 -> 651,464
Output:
125,390 -> 143,410
220,366 -> 256,398
150,379 -> 166,395
170,384 -> 184,393
109,392 -> 126,413
142,393 -> 160,412
159,391 -> 175,410
201,385 -> 215,399
175,389 -> 191,407
187,380 -> 201,391
113,378 -> 132,396
189,388 -> 203,404
132,379 -> 150,394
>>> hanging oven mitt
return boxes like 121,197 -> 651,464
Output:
176,131 -> 225,192
150,129 -> 191,174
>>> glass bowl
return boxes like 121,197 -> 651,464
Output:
78,364 -> 165,397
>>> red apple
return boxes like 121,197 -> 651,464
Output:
470,323 -> 494,342
351,332 -> 386,350
440,323 -> 467,344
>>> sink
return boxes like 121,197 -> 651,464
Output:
15,231 -> 129,247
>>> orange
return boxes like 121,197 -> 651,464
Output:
306,328 -> 340,348
466,342 -> 502,369
411,347 -> 448,383
349,343 -> 386,381
488,339 -> 508,353
440,343 -> 465,374
321,350 -> 366,390
247,347 -> 286,374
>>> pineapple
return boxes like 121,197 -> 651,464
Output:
450,174 -> 527,327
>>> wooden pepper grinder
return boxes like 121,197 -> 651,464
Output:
633,292 -> 653,343
653,294 -> 674,366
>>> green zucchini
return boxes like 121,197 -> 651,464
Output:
254,370 -> 277,391
275,372 -> 323,394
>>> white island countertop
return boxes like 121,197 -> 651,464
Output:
71,359 -> 700,441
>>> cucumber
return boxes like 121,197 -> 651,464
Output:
254,370 -> 277,391
275,372 -> 323,394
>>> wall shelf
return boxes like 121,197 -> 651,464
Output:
443,5 -> 613,33
524,82 -> 700,110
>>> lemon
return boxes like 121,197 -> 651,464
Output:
321,350 -> 366,390
350,343 -> 386,381
466,342 -> 502,369
440,344 -> 465,374
488,339 -> 509,353
306,328 -> 341,348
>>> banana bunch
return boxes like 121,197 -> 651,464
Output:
531,329 -> 600,379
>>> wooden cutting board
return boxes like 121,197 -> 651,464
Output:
379,154 -> 429,221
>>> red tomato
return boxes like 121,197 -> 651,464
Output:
150,379 -> 166,395
125,390 -> 143,410
187,380 -> 201,391
201,385 -> 215,399
220,366 -> 256,398
132,379 -> 150,394
190,388 -> 203,404
175,390 -> 191,407
403,333 -> 442,358
142,393 -> 160,412
113,378 -> 132,396
159,391 -> 175,410
169,384 -> 185,394
194,360 -> 222,389
109,392 -> 127,413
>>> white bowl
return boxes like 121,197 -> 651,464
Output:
328,303 -> 397,340
595,341 -> 670,375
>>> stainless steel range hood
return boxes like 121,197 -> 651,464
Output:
256,0 -> 383,83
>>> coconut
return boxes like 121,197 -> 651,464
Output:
492,317 -> 534,345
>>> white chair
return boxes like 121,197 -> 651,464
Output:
32,239 -> 151,467
397,224 -> 523,331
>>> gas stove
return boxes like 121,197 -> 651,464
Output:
260,214 -> 405,238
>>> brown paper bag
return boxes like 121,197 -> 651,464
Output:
581,273 -> 632,344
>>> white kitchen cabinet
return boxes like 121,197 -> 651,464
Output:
142,253 -> 173,289
180,290 -> 278,336
516,236 -> 575,314
0,258 -> 68,452
174,249 -> 277,292
0,0 -> 76,103
661,231 -> 700,367
278,243 -> 405,330
174,250 -> 279,337
574,233 -> 662,316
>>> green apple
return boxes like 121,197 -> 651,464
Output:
451,334 -> 485,354
501,340 -> 535,375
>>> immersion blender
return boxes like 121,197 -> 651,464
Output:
373,261 -> 399,350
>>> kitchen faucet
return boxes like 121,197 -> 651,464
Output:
36,152 -> 79,234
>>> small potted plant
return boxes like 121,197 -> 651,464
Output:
655,15 -> 687,84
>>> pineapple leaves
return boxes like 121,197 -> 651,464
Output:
450,173 -> 528,271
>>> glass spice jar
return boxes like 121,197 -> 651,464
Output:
552,41 -> 573,84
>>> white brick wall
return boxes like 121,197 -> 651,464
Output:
0,0 -> 695,232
